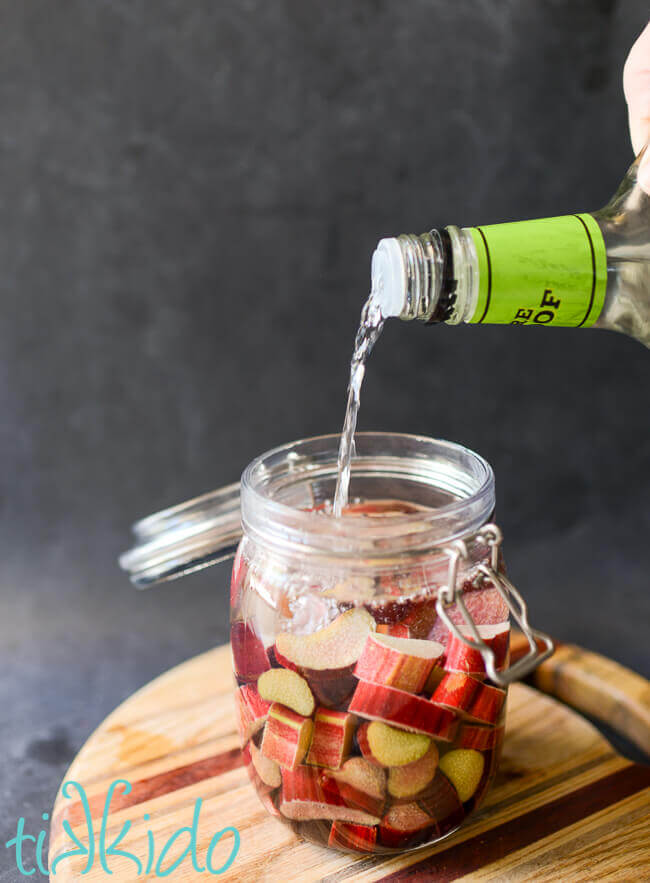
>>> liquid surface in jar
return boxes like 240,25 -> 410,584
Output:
231,497 -> 511,855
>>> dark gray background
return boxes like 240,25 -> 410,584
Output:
1,1 -> 648,878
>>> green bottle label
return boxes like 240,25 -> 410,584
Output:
467,213 -> 607,327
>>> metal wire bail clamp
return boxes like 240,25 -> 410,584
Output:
435,524 -> 554,687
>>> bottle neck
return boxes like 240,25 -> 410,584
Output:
373,215 -> 609,329
371,226 -> 478,324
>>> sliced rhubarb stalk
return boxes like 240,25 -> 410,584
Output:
431,672 -> 506,725
235,684 -> 271,744
439,749 -> 485,803
415,771 -> 464,835
349,681 -> 458,740
444,622 -> 510,675
324,757 -> 386,817
459,724 -> 505,751
387,744 -> 439,799
260,703 -> 313,769
301,665 -> 357,708
379,802 -> 437,849
306,708 -> 356,769
275,607 -> 376,671
354,634 -> 444,694
231,621 -> 271,683
250,741 -> 282,788
429,586 -> 509,646
257,668 -> 315,717
377,622 -> 410,638
424,664 -> 446,694
366,721 -> 430,767
328,821 -> 377,853
269,644 -> 299,672
356,722 -> 383,767
279,766 -> 380,824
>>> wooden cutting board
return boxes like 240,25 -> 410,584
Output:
49,637 -> 650,881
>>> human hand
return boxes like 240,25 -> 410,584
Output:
624,22 -> 650,192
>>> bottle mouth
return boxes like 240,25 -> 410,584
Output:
242,432 -> 495,561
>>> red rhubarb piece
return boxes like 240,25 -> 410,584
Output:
301,665 -> 357,709
444,622 -> 510,675
415,770 -> 465,835
432,672 -> 506,725
235,684 -> 271,743
260,703 -> 313,770
323,757 -> 387,817
275,607 -> 376,671
387,744 -> 439,799
429,586 -> 509,646
306,708 -> 356,769
356,722 -> 383,767
355,634 -> 444,694
231,620 -> 271,683
328,821 -> 377,853
349,680 -> 458,739
379,803 -> 437,849
279,766 -> 381,824
459,724 -> 505,751
269,644 -> 299,672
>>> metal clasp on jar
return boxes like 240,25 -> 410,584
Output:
435,524 -> 554,687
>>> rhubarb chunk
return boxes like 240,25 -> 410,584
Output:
235,684 -> 271,744
349,681 -> 458,739
356,722 -> 383,767
306,708 -> 356,769
275,607 -> 375,671
429,586 -> 509,646
432,672 -> 505,725
439,749 -> 485,802
260,703 -> 313,769
415,771 -> 464,834
257,668 -> 315,717
250,741 -> 282,788
377,622 -> 410,638
302,665 -> 357,708
354,634 -> 444,694
379,803 -> 436,849
280,766 -> 380,825
444,622 -> 510,675
231,621 -> 271,682
324,757 -> 387,817
366,721 -> 430,767
328,821 -> 377,853
459,724 -> 505,751
387,744 -> 439,799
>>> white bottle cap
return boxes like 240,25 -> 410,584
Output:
371,237 -> 407,318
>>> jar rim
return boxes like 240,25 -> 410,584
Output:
240,431 -> 495,560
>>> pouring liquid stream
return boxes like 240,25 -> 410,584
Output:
332,294 -> 385,517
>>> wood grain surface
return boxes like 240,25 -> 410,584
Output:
49,640 -> 650,881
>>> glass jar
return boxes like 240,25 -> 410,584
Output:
229,432 -> 549,855
119,431 -> 551,856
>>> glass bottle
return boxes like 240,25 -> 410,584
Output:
371,150 -> 650,347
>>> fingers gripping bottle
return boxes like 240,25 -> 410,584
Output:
372,151 -> 650,347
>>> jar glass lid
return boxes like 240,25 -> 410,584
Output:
119,482 -> 242,588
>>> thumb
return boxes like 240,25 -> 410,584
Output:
623,22 -> 650,192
